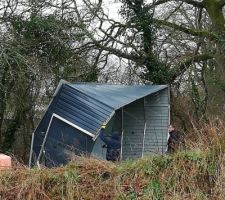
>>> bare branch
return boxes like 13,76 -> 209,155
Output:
151,0 -> 204,8
182,0 -> 204,8
171,53 -> 213,82
153,18 -> 218,41
94,42 -> 144,62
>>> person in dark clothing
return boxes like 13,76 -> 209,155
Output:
99,123 -> 121,162
167,124 -> 184,153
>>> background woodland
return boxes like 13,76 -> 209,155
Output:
0,0 -> 224,162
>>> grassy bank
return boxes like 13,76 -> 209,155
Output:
1,121 -> 225,200
0,149 -> 224,200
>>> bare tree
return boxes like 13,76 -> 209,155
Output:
64,0 -> 225,117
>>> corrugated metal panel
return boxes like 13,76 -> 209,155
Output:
31,81 -> 169,165
31,84 -> 114,165
122,99 -> 145,159
54,84 -> 114,135
143,88 -> 169,155
70,83 -> 167,109
52,83 -> 167,137
121,88 -> 169,159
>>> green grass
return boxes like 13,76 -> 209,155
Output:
1,121 -> 225,199
0,149 -> 223,200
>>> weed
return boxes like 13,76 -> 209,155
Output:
2,120 -> 225,199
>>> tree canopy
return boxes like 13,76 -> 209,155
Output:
0,0 -> 225,161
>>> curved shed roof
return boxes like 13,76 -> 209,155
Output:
50,82 -> 168,138
70,83 -> 167,110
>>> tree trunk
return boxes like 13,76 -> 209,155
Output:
204,0 -> 225,117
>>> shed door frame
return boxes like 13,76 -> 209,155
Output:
36,113 -> 95,167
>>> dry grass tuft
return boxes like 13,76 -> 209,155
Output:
1,120 -> 225,199
0,157 -> 116,200
186,119 -> 225,153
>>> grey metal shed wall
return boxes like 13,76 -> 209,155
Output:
91,137 -> 106,159
122,98 -> 145,159
91,110 -> 122,160
30,81 -> 169,166
143,88 -> 169,155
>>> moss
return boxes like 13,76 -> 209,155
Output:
204,0 -> 225,30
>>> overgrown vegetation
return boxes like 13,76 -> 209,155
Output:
0,2 -> 224,199
1,121 -> 225,199
0,0 -> 224,162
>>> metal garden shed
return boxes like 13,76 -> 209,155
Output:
29,80 -> 170,167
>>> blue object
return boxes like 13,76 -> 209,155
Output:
29,80 -> 169,167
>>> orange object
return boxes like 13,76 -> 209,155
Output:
0,154 -> 12,169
